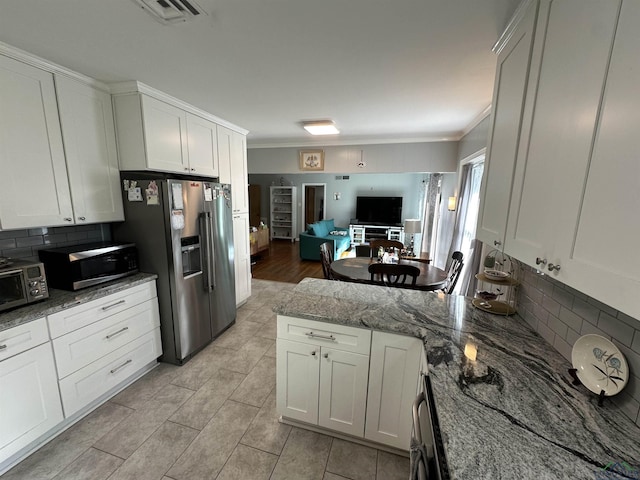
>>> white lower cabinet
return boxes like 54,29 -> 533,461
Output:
48,282 -> 162,418
276,316 -> 423,449
233,213 -> 251,306
0,323 -> 63,464
276,317 -> 371,438
365,331 -> 423,450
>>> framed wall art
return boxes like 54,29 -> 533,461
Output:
299,150 -> 325,171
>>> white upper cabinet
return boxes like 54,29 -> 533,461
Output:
476,0 -> 538,248
555,0 -> 640,319
55,75 -> 124,224
113,87 -> 222,178
505,0 -> 619,267
0,55 -> 73,229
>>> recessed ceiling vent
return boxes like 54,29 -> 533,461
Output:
132,0 -> 207,24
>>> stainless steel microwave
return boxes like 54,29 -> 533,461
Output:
38,242 -> 138,291
0,258 -> 49,313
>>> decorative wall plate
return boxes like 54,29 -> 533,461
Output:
483,269 -> 510,281
571,334 -> 628,396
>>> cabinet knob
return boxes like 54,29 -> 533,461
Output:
191,168 -> 195,172
63,217 -> 72,222
547,263 -> 561,272
311,351 -> 316,356
184,167 -> 189,171
494,240 -> 502,246
78,216 -> 86,221
323,353 -> 329,359
535,257 -> 547,266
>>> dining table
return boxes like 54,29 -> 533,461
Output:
329,257 -> 448,291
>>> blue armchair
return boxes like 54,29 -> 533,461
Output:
299,219 -> 351,261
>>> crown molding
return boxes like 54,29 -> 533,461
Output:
0,40 -> 111,92
493,0 -> 534,55
109,81 -> 249,135
247,134 -> 460,149
460,105 -> 492,138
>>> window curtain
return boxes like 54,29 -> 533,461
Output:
447,162 -> 483,296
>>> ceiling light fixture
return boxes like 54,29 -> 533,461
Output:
303,120 -> 340,136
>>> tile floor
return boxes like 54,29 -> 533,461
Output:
3,279 -> 409,480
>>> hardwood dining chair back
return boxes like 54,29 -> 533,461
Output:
320,242 -> 335,280
442,251 -> 464,294
369,239 -> 404,255
355,245 -> 372,257
368,263 -> 420,288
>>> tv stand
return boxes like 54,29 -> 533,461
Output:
349,223 -> 404,247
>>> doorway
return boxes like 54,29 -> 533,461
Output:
301,183 -> 326,226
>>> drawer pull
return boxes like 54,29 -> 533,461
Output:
106,327 -> 129,340
0,344 -> 7,351
306,331 -> 336,341
102,300 -> 126,311
110,358 -> 132,374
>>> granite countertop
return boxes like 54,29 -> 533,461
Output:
0,273 -> 157,332
274,278 -> 640,479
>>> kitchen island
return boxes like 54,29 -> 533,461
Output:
274,278 -> 640,479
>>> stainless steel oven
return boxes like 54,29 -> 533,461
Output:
411,373 -> 450,480
0,258 -> 49,313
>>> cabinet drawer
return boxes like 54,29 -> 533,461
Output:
0,317 -> 49,362
48,281 -> 157,339
53,299 -> 160,379
277,316 -> 371,355
59,328 -> 161,418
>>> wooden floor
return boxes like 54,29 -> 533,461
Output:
250,239 -> 324,284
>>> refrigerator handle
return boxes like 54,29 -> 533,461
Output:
199,212 -> 214,291
207,211 -> 217,290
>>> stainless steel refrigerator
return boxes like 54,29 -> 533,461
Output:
113,174 -> 235,365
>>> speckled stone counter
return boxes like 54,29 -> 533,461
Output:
274,278 -> 640,479
0,273 -> 157,332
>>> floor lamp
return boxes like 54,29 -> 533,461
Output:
404,219 -> 422,256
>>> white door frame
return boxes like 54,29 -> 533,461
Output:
301,183 -> 327,226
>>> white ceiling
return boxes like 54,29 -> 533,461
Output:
0,0 -> 520,147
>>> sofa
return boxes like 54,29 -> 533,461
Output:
299,219 -> 351,261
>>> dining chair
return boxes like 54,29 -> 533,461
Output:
355,245 -> 371,257
368,263 -> 420,288
369,239 -> 404,256
320,242 -> 335,280
441,251 -> 464,294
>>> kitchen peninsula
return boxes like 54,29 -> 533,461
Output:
274,279 -> 640,479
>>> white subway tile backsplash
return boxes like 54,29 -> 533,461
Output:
598,312 -> 635,347
632,332 -> 640,355
572,298 -> 600,325
548,315 -> 568,338
0,224 -> 111,262
516,263 -> 640,425
552,335 -> 572,362
551,286 -> 574,309
542,295 -> 561,318
537,321 -> 556,344
559,306 -> 583,332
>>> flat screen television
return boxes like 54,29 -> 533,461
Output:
355,196 -> 403,226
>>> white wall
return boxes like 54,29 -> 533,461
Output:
247,141 -> 458,174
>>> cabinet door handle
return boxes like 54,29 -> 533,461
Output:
190,168 -> 195,172
110,358 -> 132,374
493,240 -> 502,246
78,216 -> 86,221
535,257 -> 547,266
105,326 -> 129,340
547,263 -> 561,272
63,217 -> 73,222
102,299 -> 126,311
0,344 -> 7,351
323,353 -> 329,359
311,350 -> 316,356
305,331 -> 336,342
